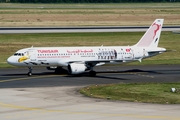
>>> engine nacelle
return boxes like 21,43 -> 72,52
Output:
68,63 -> 86,74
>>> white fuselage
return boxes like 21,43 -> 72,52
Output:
7,46 -> 165,67
6,19 -> 166,76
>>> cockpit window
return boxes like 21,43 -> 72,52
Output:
14,53 -> 18,56
14,53 -> 24,56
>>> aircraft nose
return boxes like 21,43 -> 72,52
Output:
7,56 -> 16,65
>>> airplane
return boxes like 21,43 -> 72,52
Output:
7,19 -> 166,76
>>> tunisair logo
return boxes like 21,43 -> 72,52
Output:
136,21 -> 162,47
37,50 -> 59,53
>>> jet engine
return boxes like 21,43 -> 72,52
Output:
68,63 -> 87,74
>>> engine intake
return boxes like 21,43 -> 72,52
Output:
68,63 -> 86,74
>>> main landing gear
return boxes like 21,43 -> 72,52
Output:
87,64 -> 96,77
28,67 -> 32,76
89,70 -> 96,77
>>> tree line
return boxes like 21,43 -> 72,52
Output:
4,0 -> 180,3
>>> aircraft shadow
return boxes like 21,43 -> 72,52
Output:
1,68 -> 179,77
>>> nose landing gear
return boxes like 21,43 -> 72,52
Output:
28,67 -> 32,76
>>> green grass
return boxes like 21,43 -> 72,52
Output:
1,31 -> 180,67
0,3 -> 180,27
80,82 -> 180,104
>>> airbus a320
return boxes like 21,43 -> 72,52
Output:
7,19 -> 166,76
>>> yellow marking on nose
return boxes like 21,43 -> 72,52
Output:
18,56 -> 29,62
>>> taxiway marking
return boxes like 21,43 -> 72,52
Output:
129,73 -> 154,78
105,69 -> 154,78
0,102 -> 179,120
0,75 -> 63,83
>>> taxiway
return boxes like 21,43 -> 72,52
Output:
0,65 -> 180,120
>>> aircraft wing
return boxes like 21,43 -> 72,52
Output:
68,60 -> 124,67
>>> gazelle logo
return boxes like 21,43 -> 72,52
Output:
152,22 -> 161,39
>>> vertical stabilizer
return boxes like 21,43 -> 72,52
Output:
134,19 -> 164,48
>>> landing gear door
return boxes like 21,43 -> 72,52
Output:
28,49 -> 37,62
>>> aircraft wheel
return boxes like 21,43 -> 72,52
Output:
89,71 -> 96,77
28,72 -> 32,76
54,67 -> 68,74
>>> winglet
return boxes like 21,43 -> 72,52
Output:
134,19 -> 164,48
